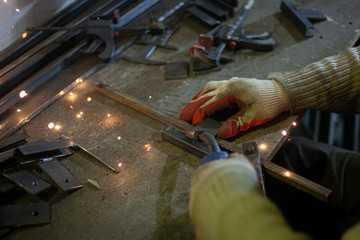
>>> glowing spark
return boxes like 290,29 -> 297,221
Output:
76,114 -> 81,118
117,136 -> 122,140
59,91 -> 64,95
48,122 -> 55,129
4,0 -> 8,3
19,90 -> 27,98
87,97 -> 92,102
259,144 -> 267,150
107,114 -> 111,117
70,105 -> 74,109
149,96 -> 152,99
17,109 -> 21,112
80,112 -> 83,115
292,122 -> 297,126
15,8 -> 20,12
69,92 -> 73,96
75,78 -> 83,83
55,125 -> 61,130
144,144 -> 151,152
118,162 -> 123,167
281,130 -> 287,136
283,171 -> 291,177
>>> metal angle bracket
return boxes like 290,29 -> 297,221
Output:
280,0 -> 326,37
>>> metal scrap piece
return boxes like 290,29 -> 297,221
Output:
0,202 -> 51,227
3,170 -> 52,195
38,158 -> 82,191
165,61 -> 189,80
18,139 -> 74,155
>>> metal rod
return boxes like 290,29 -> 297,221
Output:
60,134 -> 119,173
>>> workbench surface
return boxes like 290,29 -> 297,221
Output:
3,0 -> 359,239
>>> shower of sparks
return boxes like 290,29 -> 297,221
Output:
48,122 -> 55,129
281,130 -> 287,136
19,90 -> 27,98
292,122 -> 297,126
87,97 -> 92,102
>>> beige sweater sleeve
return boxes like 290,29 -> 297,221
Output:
268,47 -> 360,114
189,157 -> 310,240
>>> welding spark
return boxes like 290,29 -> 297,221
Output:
17,109 -> 21,113
76,78 -> 83,83
69,92 -> 73,96
144,144 -> 151,152
117,136 -> 122,140
281,130 -> 287,136
283,171 -> 291,177
15,8 -> 20,12
118,162 -> 123,167
259,144 -> 267,150
55,125 -> 61,130
19,90 -> 27,98
4,0 -> 8,3
48,122 -> 55,129
76,114 -> 81,119
70,105 -> 74,109
60,91 -> 64,95
149,96 -> 152,99
292,122 -> 297,126
87,97 -> 92,102
107,114 -> 111,117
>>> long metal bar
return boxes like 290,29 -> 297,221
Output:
0,0 -> 97,69
60,134 -> 119,173
93,82 -> 332,202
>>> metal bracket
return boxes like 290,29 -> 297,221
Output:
281,0 -> 326,37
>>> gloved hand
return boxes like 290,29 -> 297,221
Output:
180,77 -> 290,138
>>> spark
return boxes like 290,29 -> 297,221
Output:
80,112 -> 83,115
149,96 -> 152,99
259,144 -> 267,150
59,91 -> 64,95
281,130 -> 287,136
17,109 -> 21,112
87,97 -> 92,102
75,78 -> 83,83
144,144 -> 151,152
117,136 -> 122,140
292,122 -> 297,126
55,125 -> 61,130
76,114 -> 81,118
19,90 -> 27,98
69,92 -> 73,96
15,8 -> 20,12
118,162 -> 123,167
4,0 -> 8,3
48,122 -> 55,129
283,171 -> 291,177
107,114 -> 111,117
70,105 -> 74,109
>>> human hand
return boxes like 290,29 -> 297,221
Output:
180,77 -> 290,138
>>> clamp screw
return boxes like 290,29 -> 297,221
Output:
246,145 -> 255,154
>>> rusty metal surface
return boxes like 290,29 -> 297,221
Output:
3,0 -> 359,239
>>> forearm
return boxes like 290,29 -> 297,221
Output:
269,47 -> 360,114
190,158 -> 310,240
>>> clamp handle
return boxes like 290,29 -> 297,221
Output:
189,45 -> 205,57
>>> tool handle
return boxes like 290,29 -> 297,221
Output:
227,0 -> 255,38
189,45 -> 205,57
198,34 -> 214,47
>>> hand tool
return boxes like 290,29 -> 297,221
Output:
60,134 -> 119,173
122,1 -> 188,65
94,81 -> 332,202
281,0 -> 326,37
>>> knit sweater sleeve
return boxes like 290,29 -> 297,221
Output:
268,47 -> 360,114
189,157 -> 310,240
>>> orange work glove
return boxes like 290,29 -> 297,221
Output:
180,77 -> 290,138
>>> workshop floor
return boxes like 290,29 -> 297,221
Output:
3,0 -> 360,239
